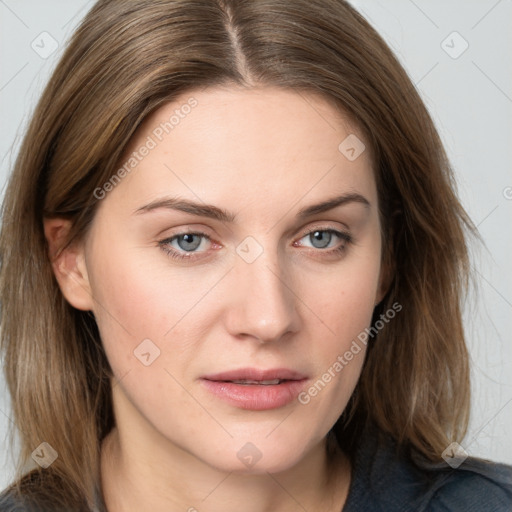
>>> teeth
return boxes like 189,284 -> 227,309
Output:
230,379 -> 282,385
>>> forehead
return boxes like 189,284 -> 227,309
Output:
99,86 -> 376,219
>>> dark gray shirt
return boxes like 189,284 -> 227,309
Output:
342,425 -> 512,511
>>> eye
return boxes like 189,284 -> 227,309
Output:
301,229 -> 338,249
159,231 -> 213,260
172,233 -> 205,252
294,227 -> 352,256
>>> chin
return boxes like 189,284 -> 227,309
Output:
198,435 -> 313,476
211,455 -> 302,476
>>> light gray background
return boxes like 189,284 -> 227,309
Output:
0,0 -> 511,490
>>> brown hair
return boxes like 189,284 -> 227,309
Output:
0,0 -> 475,508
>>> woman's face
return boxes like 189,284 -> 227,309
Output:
76,86 -> 386,473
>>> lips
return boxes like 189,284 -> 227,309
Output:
200,367 -> 309,410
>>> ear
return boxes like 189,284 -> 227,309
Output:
375,241 -> 395,306
43,218 -> 94,311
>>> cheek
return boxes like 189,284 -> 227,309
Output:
293,249 -> 381,420
295,296 -> 372,438
86,247 -> 220,432
304,248 -> 381,345
86,239 -> 224,377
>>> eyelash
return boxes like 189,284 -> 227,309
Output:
158,227 -> 353,262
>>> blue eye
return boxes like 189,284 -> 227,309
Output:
173,233 -> 204,252
159,232 -> 211,260
295,228 -> 352,257
303,230 -> 337,249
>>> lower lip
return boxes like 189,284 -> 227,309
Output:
200,379 -> 308,410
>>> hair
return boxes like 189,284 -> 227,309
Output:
0,0 -> 476,508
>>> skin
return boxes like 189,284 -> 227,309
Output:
45,85 -> 389,512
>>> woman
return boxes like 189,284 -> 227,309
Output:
0,0 -> 511,510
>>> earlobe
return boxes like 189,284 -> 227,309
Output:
43,218 -> 94,311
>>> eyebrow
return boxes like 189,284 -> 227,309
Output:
134,192 -> 370,222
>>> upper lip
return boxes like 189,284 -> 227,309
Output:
202,367 -> 308,382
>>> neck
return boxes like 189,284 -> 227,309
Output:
100,427 -> 351,512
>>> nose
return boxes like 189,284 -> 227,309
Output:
224,244 -> 301,344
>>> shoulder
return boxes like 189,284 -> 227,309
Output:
426,456 -> 512,511
0,489 -> 32,512
0,472 -> 100,512
0,488 -> 96,512
343,425 -> 512,512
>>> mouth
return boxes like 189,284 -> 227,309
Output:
200,368 -> 309,410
